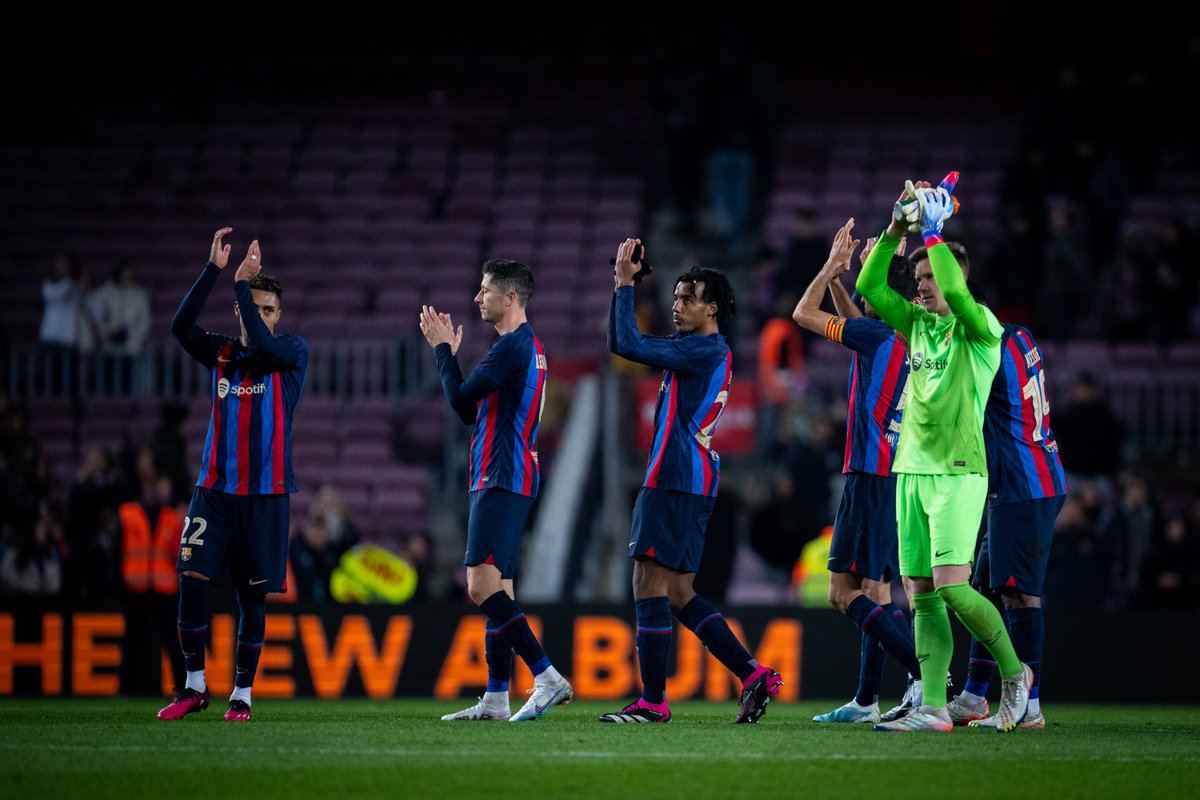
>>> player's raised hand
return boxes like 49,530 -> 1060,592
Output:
234,240 -> 262,282
210,227 -> 233,269
891,183 -> 920,236
439,311 -> 462,355
913,172 -> 961,242
613,238 -> 642,288
860,236 -> 877,266
825,218 -> 860,277
419,304 -> 462,352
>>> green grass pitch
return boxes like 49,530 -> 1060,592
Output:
2,698 -> 1197,799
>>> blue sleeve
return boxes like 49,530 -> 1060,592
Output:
840,317 -> 896,356
849,290 -> 867,316
434,337 -> 511,425
609,285 -> 715,374
607,291 -> 619,354
170,262 -> 223,369
235,280 -> 303,367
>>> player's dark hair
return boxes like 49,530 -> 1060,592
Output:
887,255 -> 918,300
908,241 -> 971,278
483,259 -> 534,307
674,266 -> 736,321
250,273 -> 283,304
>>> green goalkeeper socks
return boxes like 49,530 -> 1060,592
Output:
911,592 -> 953,708
936,582 -> 1023,677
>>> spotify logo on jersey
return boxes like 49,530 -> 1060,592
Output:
218,378 -> 265,399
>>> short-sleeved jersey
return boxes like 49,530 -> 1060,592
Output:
436,322 -> 547,498
608,287 -> 730,497
172,264 -> 308,496
984,324 -> 1068,505
824,316 -> 909,476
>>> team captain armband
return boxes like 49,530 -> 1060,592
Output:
823,316 -> 847,344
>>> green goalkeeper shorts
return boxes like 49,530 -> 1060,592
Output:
895,472 -> 988,578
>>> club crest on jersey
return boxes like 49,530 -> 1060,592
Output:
180,547 -> 192,562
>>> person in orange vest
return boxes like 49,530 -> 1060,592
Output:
756,292 -> 806,459
119,470 -> 185,696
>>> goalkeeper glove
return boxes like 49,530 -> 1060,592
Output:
912,171 -> 960,245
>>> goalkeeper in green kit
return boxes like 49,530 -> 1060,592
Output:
856,174 -> 1033,733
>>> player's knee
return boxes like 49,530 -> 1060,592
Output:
466,583 -> 492,606
826,586 -> 848,613
999,588 -> 1041,610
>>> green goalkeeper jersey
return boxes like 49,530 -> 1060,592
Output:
855,234 -> 1002,475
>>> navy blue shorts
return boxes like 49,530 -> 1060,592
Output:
628,486 -> 714,573
973,494 -> 1066,595
828,472 -> 899,582
465,488 -> 534,579
178,486 -> 290,593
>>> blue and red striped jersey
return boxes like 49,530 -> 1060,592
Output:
824,316 -> 909,477
435,322 -> 547,497
984,324 -> 1068,505
608,287 -> 730,497
171,264 -> 308,496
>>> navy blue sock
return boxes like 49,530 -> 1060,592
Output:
847,595 -> 921,677
676,595 -> 755,682
855,632 -> 886,706
634,597 -> 673,704
479,591 -> 551,677
1005,606 -> 1044,700
234,590 -> 266,689
484,616 -> 514,693
964,633 -> 998,697
177,574 -> 209,674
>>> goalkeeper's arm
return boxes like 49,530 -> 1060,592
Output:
855,231 -> 916,335
928,244 -> 999,346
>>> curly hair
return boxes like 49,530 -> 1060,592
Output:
674,266 -> 736,321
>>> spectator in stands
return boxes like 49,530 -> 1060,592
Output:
1,501 -> 65,596
1149,217 -> 1198,345
289,516 -> 341,602
149,401 -> 192,504
39,251 -> 94,395
756,292 -> 806,460
1139,514 -> 1199,609
1103,470 -> 1160,610
308,484 -> 362,555
66,446 -> 123,598
89,258 -> 151,394
1052,372 -> 1125,484
1040,201 -> 1091,342
747,468 -> 805,583
1043,495 -> 1109,609
393,528 -> 435,602
118,467 -> 185,695
782,404 -> 838,544
0,397 -> 45,534
779,208 -> 829,301
697,34 -> 786,256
